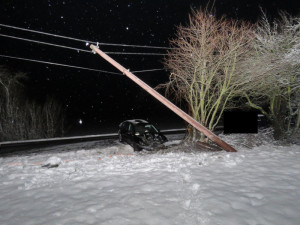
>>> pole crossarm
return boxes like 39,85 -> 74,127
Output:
90,44 -> 237,152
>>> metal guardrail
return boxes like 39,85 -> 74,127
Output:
0,128 -> 187,154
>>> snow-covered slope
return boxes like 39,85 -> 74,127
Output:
0,133 -> 299,225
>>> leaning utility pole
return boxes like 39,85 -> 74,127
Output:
90,44 -> 237,152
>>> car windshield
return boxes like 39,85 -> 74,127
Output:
135,123 -> 159,134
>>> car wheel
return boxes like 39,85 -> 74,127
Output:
133,143 -> 142,152
118,132 -> 123,142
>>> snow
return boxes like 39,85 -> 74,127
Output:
41,156 -> 63,168
0,132 -> 300,225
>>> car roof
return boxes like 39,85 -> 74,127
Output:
123,119 -> 149,125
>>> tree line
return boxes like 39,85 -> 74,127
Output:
0,67 -> 65,141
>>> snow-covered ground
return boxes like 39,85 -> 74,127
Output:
0,131 -> 299,225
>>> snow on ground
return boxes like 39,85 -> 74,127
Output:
0,132 -> 300,225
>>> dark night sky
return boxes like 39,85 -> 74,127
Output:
0,0 -> 299,135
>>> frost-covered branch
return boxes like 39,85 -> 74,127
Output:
239,11 -> 300,140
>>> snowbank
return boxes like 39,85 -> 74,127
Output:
0,133 -> 299,225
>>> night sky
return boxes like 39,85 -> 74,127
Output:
0,0 -> 299,135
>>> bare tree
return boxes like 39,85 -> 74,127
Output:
241,12 -> 300,140
0,67 -> 26,110
0,67 -> 65,141
42,97 -> 65,138
158,8 -> 254,141
0,67 -> 27,140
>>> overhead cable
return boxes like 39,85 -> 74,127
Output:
94,42 -> 170,50
0,54 -> 121,75
0,33 -> 91,53
0,23 -> 171,49
132,68 -> 166,73
0,54 -> 165,75
0,34 -> 167,56
0,23 -> 94,44
106,52 -> 167,56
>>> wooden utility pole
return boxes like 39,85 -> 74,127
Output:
90,44 -> 237,152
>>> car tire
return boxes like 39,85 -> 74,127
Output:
133,143 -> 142,152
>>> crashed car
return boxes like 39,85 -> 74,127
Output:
118,119 -> 168,151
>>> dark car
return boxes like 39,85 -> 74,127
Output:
118,119 -> 168,151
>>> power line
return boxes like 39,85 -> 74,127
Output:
0,23 -> 95,44
0,23 -> 171,50
0,33 -> 167,56
0,54 -> 165,75
0,33 -> 91,53
0,54 -> 121,75
105,52 -> 167,56
132,68 -> 166,73
95,42 -> 170,50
